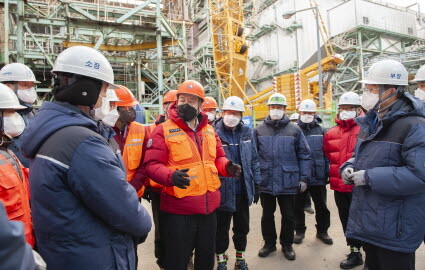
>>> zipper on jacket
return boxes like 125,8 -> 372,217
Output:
193,130 -> 209,214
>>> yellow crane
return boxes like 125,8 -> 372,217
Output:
208,0 -> 251,102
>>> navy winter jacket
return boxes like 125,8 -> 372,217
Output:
254,115 -> 312,195
214,118 -> 261,212
0,202 -> 35,270
341,93 -> 425,253
20,101 -> 152,270
298,116 -> 329,186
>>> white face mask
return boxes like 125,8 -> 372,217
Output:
102,109 -> 119,127
17,87 -> 37,104
300,114 -> 314,123
361,91 -> 380,111
223,114 -> 240,128
414,89 -> 425,101
269,109 -> 284,120
206,112 -> 216,122
94,96 -> 110,120
339,110 -> 357,120
3,112 -> 25,138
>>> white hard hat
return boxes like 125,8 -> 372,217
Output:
267,93 -> 287,106
411,65 -> 425,82
339,92 -> 361,106
0,83 -> 27,110
52,46 -> 118,89
290,113 -> 299,121
298,99 -> 317,112
360,59 -> 408,86
106,89 -> 121,102
222,96 -> 245,112
0,63 -> 40,83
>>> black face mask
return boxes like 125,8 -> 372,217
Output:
177,104 -> 198,122
118,107 -> 136,125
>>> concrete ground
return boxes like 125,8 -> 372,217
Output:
138,190 -> 425,270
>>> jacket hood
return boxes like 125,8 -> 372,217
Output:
21,101 -> 100,158
297,115 -> 322,130
168,101 -> 209,131
264,114 -> 290,129
356,93 -> 425,135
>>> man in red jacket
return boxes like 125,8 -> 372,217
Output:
323,92 -> 364,269
144,80 -> 241,270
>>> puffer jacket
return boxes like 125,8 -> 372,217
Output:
143,102 -> 230,215
254,115 -> 312,195
341,93 -> 425,253
298,116 -> 329,186
214,117 -> 261,212
20,101 -> 152,270
323,114 -> 362,192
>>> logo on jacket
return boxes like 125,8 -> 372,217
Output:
147,139 -> 153,148
169,128 -> 181,133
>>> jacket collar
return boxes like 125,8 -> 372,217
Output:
168,101 -> 209,132
297,115 -> 322,131
264,114 -> 290,129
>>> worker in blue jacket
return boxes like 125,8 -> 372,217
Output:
214,96 -> 261,270
294,99 -> 332,246
20,46 -> 151,270
341,60 -> 425,270
254,93 -> 312,261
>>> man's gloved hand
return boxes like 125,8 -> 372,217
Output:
171,169 -> 190,189
226,161 -> 242,177
299,181 -> 307,193
253,186 -> 260,204
341,167 -> 354,185
33,250 -> 47,270
349,170 -> 367,186
142,186 -> 152,203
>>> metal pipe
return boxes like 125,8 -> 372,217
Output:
156,0 -> 164,113
315,6 -> 324,117
4,0 -> 9,64
17,0 -> 24,63
358,30 -> 364,83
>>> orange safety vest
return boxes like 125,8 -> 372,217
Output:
146,122 -> 164,190
162,119 -> 221,198
0,153 -> 35,247
122,122 -> 146,197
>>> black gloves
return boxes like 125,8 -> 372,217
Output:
142,186 -> 152,203
171,169 -> 190,189
253,186 -> 260,204
226,161 -> 242,177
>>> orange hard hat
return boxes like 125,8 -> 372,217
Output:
177,80 -> 205,100
163,90 -> 178,104
114,85 -> 139,107
203,96 -> 218,109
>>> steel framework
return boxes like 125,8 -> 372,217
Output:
332,25 -> 425,97
0,0 -> 189,110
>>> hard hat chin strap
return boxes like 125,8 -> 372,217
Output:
372,85 -> 403,111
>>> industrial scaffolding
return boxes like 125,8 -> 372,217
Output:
0,0 -> 189,112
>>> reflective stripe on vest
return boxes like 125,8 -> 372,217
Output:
0,154 -> 34,247
162,119 -> 220,198
122,122 -> 145,197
